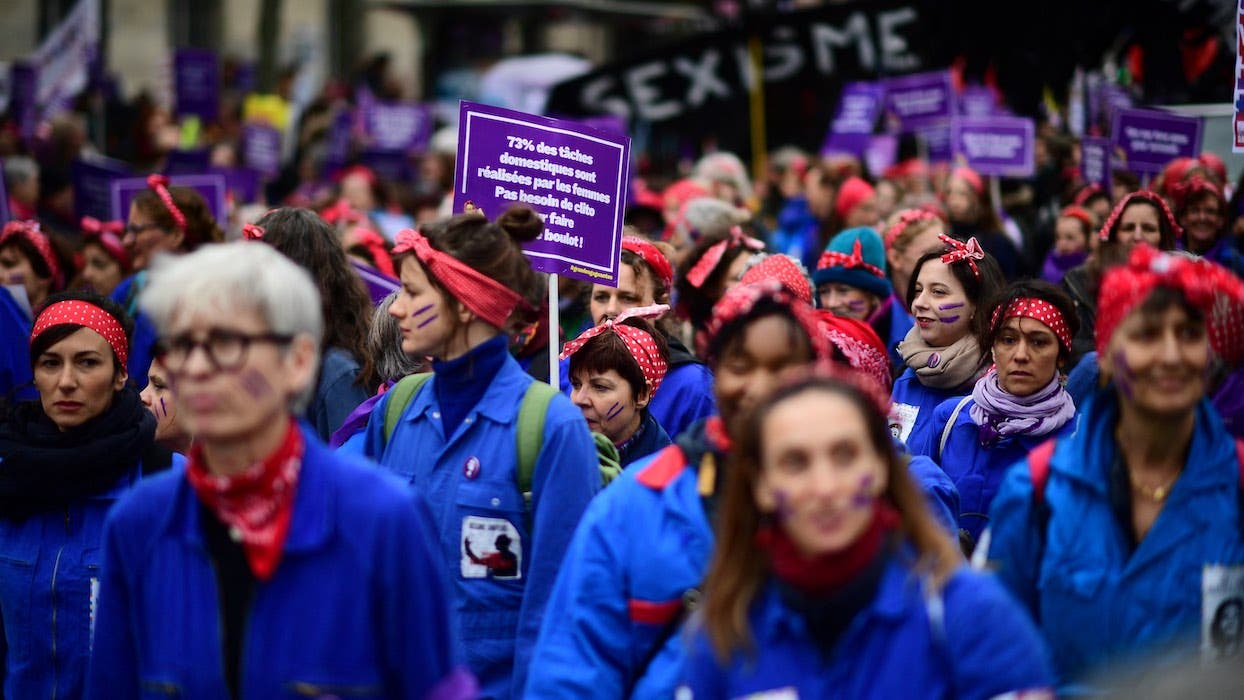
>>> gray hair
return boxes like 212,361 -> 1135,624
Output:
139,241 -> 324,411
3,156 -> 38,184
369,290 -> 423,383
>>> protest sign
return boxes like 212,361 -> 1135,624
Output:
952,116 -> 1034,177
110,174 -> 227,226
454,101 -> 630,287
242,123 -> 283,178
883,70 -> 954,162
821,82 -> 885,158
362,101 -> 434,152
30,0 -> 99,127
1080,136 -> 1112,192
164,149 -> 211,175
1112,107 -> 1202,175
174,49 -> 220,122
73,156 -> 132,221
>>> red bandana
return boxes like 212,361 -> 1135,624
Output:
1,220 -> 62,289
31,300 -> 129,367
146,174 -> 187,232
685,226 -> 765,288
938,234 -> 985,279
186,420 -> 304,582
621,235 -> 673,290
755,501 -> 900,596
992,298 -> 1072,353
1098,190 -> 1181,242
560,304 -> 670,393
1096,244 -> 1244,363
391,227 -> 528,329
696,279 -> 829,365
834,176 -> 875,220
81,217 -> 131,272
739,254 -> 812,305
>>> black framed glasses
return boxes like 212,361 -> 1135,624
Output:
157,329 -> 294,373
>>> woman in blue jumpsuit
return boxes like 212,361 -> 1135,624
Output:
361,206 -> 599,699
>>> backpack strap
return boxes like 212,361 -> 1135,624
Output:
1028,438 -> 1057,506
516,380 -> 558,529
383,372 -> 433,445
937,395 -> 974,463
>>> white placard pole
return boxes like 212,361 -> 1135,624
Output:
548,273 -> 560,388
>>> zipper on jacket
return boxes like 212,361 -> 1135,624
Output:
49,507 -> 70,700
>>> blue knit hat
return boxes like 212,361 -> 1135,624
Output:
812,227 -> 892,299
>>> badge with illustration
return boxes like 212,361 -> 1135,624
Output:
461,516 -> 522,580
888,403 -> 919,443
1203,564 -> 1244,662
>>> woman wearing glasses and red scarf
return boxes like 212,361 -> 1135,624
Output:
85,240 -> 472,698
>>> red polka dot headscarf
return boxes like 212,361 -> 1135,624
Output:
739,253 -> 813,305
560,304 -> 670,394
1,220 -> 63,290
31,299 -> 129,367
696,280 -> 829,367
991,298 -> 1073,355
1096,244 -> 1244,363
1097,190 -> 1181,244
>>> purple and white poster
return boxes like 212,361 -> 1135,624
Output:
454,100 -> 631,286
351,259 -> 400,306
821,82 -> 884,158
362,101 -> 434,153
242,124 -> 282,178
952,116 -> 1035,177
959,85 -> 999,117
1080,136 -> 1112,192
110,173 -> 227,227
1112,108 -> 1203,175
174,49 -> 220,122
212,166 -> 261,205
73,156 -> 132,221
883,70 -> 954,129
863,135 -> 898,180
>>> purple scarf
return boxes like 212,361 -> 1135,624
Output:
969,368 -> 1075,445
1041,250 -> 1088,285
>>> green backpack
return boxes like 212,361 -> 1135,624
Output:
381,372 -> 622,530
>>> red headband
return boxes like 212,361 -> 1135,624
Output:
242,223 -> 265,240
817,238 -> 885,279
992,298 -> 1072,352
146,174 -> 187,232
320,198 -> 366,226
1,220 -> 63,289
81,217 -> 132,272
621,235 -> 673,290
560,304 -> 670,394
1098,190 -> 1181,242
739,254 -> 812,305
352,228 -> 396,278
1096,244 -> 1244,363
953,167 -> 984,196
1170,175 -> 1225,214
391,228 -> 528,329
882,208 -> 938,250
685,226 -> 765,288
1059,206 -> 1096,235
31,300 -> 128,368
938,234 -> 985,279
696,279 -> 829,365
834,176 -> 875,220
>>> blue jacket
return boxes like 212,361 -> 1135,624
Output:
559,355 -> 716,442
525,419 -> 964,699
85,427 -> 472,699
0,286 -> 34,401
915,396 -> 1074,542
619,411 -> 672,468
770,195 -> 821,271
890,367 -> 967,450
305,346 -> 371,443
679,554 -> 1053,699
362,355 -> 599,699
110,275 -> 157,391
986,389 -> 1244,690
0,455 -> 180,700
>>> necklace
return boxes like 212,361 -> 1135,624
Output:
1129,469 -> 1181,502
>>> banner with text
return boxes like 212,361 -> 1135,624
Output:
30,0 -> 99,128
174,49 -> 220,122
952,116 -> 1034,177
1112,108 -> 1203,175
1080,136 -> 1112,192
883,70 -> 954,162
454,101 -> 630,286
820,81 -> 884,158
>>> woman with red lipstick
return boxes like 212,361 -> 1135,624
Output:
889,236 -> 1004,450
987,245 -> 1244,692
563,311 -> 671,467
679,369 -> 1053,698
914,280 -> 1079,551
0,289 -> 164,698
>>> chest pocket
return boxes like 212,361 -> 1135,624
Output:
0,526 -> 38,661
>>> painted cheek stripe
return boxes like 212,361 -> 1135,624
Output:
416,314 -> 439,329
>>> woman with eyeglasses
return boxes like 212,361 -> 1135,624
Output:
112,175 -> 223,390
0,289 -> 167,699
86,241 -> 473,699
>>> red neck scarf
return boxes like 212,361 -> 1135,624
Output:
186,420 -> 304,581
755,501 -> 900,596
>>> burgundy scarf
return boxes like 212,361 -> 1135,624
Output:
755,502 -> 900,595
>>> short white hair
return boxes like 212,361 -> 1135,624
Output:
139,241 -> 324,411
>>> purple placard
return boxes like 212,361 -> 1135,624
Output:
10,63 -> 38,141
952,116 -> 1035,177
1100,85 -> 1134,132
358,148 -> 415,184
324,108 -> 353,171
363,101 -> 434,152
959,85 -> 998,117
164,148 -> 211,175
110,174 -> 227,226
351,259 -> 400,306
883,70 -> 954,128
1080,136 -> 1112,192
242,124 -> 282,178
821,82 -> 885,158
212,166 -> 261,205
73,156 -> 132,221
174,49 -> 220,122
454,100 -> 631,286
863,135 -> 898,178
1111,108 -> 1203,175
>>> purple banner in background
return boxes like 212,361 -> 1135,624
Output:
362,101 -> 433,152
174,49 -> 220,122
1111,108 -> 1203,175
883,70 -> 954,128
454,101 -> 630,286
952,116 -> 1035,177
110,174 -> 227,226
1080,136 -> 1112,192
73,156 -> 132,221
213,166 -> 261,205
351,259 -> 400,306
821,82 -> 884,158
863,135 -> 898,178
164,148 -> 211,175
10,63 -> 38,140
242,124 -> 282,178
959,85 -> 999,117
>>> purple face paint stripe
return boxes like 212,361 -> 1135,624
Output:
939,315 -> 961,324
416,314 -> 439,329
938,302 -> 966,310
411,303 -> 435,318
159,397 -> 167,418
604,402 -> 622,421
